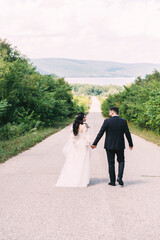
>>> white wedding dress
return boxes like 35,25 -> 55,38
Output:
55,124 -> 91,187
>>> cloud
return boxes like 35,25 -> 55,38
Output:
0,0 -> 160,63
106,0 -> 160,38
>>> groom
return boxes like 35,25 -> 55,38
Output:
91,107 -> 133,186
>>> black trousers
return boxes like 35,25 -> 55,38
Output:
106,149 -> 125,183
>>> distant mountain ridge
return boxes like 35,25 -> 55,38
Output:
31,58 -> 160,78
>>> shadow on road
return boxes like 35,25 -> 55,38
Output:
124,180 -> 146,187
89,178 -> 108,186
89,178 -> 146,187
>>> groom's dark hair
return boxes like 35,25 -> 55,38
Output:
110,107 -> 119,114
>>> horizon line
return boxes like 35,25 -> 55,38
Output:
30,57 -> 159,65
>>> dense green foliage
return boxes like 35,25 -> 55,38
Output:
0,118 -> 74,163
0,39 -> 87,140
72,83 -> 123,96
102,71 -> 160,134
73,95 -> 91,113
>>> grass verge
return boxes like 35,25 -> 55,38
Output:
128,122 -> 160,147
97,96 -> 106,104
0,118 -> 74,163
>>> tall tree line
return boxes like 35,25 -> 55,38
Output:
0,39 -> 86,140
72,83 -> 123,96
102,70 -> 160,134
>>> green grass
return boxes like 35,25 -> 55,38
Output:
73,95 -> 91,113
128,122 -> 160,147
97,96 -> 106,104
0,96 -> 92,164
0,118 -> 74,163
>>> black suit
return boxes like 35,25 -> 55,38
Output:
92,116 -> 133,184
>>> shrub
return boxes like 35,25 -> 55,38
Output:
102,70 -> 160,134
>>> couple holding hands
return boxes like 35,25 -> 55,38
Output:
56,107 -> 133,188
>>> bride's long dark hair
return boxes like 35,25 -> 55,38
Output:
73,112 -> 85,136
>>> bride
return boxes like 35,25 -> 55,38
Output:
55,112 -> 91,187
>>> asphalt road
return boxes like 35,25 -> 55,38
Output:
0,97 -> 160,240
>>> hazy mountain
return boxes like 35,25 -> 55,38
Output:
31,58 -> 160,78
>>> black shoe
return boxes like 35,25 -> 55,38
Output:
117,179 -> 124,186
108,182 -> 116,186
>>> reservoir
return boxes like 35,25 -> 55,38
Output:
65,77 -> 137,86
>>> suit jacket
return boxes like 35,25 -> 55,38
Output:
92,116 -> 133,150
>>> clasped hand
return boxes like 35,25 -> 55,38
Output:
91,145 -> 96,149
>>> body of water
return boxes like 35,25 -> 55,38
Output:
65,77 -> 137,86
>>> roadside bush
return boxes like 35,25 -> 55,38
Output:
0,39 -> 88,140
102,70 -> 160,134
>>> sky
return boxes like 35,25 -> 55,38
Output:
1,0 -> 160,63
